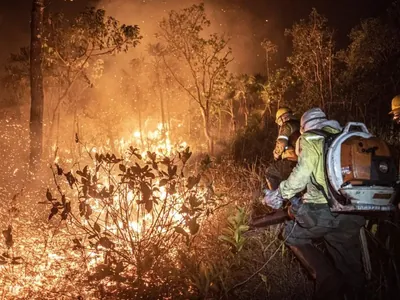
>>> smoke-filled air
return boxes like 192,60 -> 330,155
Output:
1,0 -> 400,299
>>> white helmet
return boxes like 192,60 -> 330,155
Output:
300,108 -> 327,133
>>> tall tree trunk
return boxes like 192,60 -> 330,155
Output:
156,69 -> 166,132
166,92 -> 172,141
230,98 -> 236,135
187,98 -> 192,139
266,51 -> 270,82
29,0 -> 45,172
243,96 -> 249,127
218,108 -> 222,140
200,106 -> 214,155
155,69 -> 168,150
135,87 -> 144,149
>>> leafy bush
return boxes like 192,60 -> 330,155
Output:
44,146 -> 220,298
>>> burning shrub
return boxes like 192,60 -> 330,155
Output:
45,146 -> 219,298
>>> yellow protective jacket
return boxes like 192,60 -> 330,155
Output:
279,126 -> 340,204
273,119 -> 300,161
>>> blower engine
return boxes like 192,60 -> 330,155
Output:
325,122 -> 398,212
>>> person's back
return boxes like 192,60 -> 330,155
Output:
265,107 -> 300,189
279,125 -> 339,204
273,108 -> 300,161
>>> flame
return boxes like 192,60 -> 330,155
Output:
53,122 -> 186,163
0,120 -> 205,298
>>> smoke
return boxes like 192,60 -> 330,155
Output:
70,0 -> 271,146
95,0 -> 269,74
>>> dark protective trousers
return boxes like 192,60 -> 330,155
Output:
265,159 -> 297,190
284,203 -> 366,300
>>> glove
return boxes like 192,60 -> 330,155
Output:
288,196 -> 302,219
273,151 -> 280,161
290,196 -> 302,210
262,188 -> 283,209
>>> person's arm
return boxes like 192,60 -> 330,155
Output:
272,124 -> 291,160
279,136 -> 318,199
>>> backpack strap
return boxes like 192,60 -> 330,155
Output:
306,128 -> 339,146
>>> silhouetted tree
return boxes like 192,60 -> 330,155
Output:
285,8 -> 335,111
29,0 -> 45,171
157,3 -> 233,154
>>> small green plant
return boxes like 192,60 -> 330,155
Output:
191,261 -> 221,298
218,207 -> 249,253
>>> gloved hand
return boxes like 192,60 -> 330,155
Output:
273,150 -> 280,161
262,188 -> 283,209
288,196 -> 302,218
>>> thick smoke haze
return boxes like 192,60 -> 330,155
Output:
96,0 -> 270,74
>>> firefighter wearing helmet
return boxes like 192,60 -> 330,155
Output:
389,94 -> 400,124
265,107 -> 300,190
389,96 -> 400,211
263,108 -> 366,300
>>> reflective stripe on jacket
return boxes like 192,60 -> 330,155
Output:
279,126 -> 340,204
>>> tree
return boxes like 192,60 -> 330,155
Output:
260,39 -> 278,82
285,8 -> 335,111
157,3 -> 233,154
148,43 -> 168,136
119,57 -> 150,148
231,74 -> 259,128
337,4 -> 400,133
6,7 -> 141,159
29,0 -> 45,171
43,8 -> 141,149
257,68 -> 295,130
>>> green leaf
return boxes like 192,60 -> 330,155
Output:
145,200 -> 153,213
168,165 -> 177,178
55,164 -> 63,175
238,225 -> 249,232
119,164 -> 126,172
188,217 -> 200,235
140,182 -> 151,202
187,174 -> 201,189
85,204 -> 93,219
189,195 -> 202,208
259,273 -> 268,283
94,223 -> 101,233
98,237 -> 113,249
11,257 -> 23,265
64,172 -> 76,188
175,226 -> 189,239
218,235 -> 236,247
168,182 -> 176,194
145,171 -> 155,179
159,179 -> 168,187
46,189 -> 53,202
48,206 -> 58,220
79,202 -> 85,217
61,202 -> 71,220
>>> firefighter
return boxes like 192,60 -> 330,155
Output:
389,94 -> 400,209
263,108 -> 366,300
265,107 -> 300,190
389,94 -> 400,124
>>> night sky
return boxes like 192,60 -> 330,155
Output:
0,0 -> 394,73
